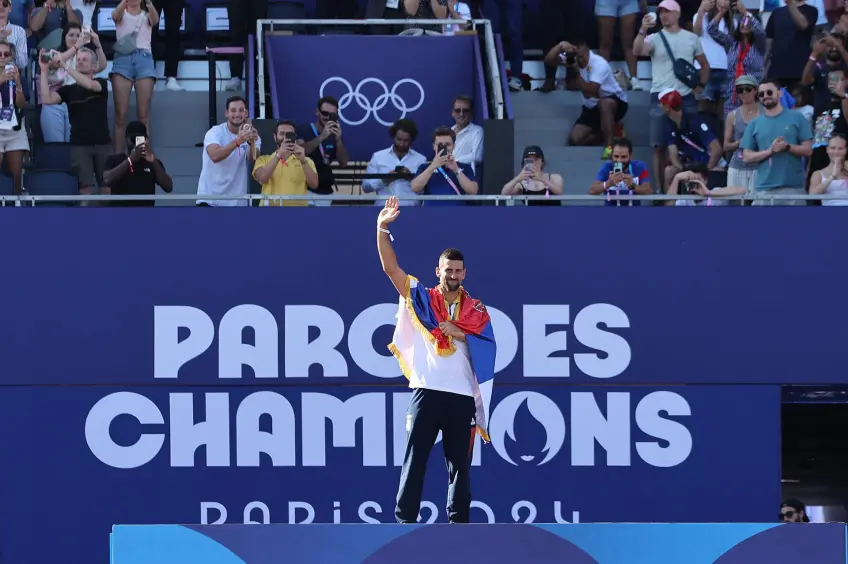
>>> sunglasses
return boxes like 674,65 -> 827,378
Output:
780,510 -> 796,520
736,86 -> 754,94
758,90 -> 775,98
0,1 -> 9,7
453,107 -> 472,114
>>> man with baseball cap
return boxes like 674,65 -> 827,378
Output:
659,88 -> 722,189
633,0 -> 710,193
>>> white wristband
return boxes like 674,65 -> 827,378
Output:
378,227 -> 394,242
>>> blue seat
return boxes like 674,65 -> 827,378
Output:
25,170 -> 79,206
31,143 -> 72,171
0,173 -> 14,197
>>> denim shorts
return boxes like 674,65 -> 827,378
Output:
110,49 -> 156,81
595,0 -> 641,17
697,68 -> 729,102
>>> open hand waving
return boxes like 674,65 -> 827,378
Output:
377,196 -> 401,227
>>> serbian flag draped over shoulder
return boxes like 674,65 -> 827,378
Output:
388,275 -> 497,442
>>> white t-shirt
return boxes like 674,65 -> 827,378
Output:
694,14 -> 729,70
646,28 -> 704,95
69,0 -> 96,27
580,52 -> 627,108
197,123 -> 261,207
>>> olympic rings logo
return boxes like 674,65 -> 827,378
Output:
318,77 -> 425,127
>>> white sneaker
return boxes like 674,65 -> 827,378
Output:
632,80 -> 646,91
165,77 -> 184,91
224,77 -> 242,91
508,76 -> 523,92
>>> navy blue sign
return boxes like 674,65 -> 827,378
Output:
1,208 -> 846,387
265,35 -> 479,161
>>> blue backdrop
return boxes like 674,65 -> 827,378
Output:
0,207 -> 836,563
265,35 -> 482,161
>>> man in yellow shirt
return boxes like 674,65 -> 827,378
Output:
253,120 -> 319,206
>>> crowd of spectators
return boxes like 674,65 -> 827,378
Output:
3,0 -> 848,206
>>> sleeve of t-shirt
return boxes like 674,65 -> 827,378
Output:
253,154 -> 270,179
55,84 -> 70,103
803,5 -> 818,27
203,126 -> 222,149
694,116 -> 717,147
596,162 -> 612,182
691,32 -> 705,57
588,61 -> 611,85
96,78 -> 108,96
305,157 -> 318,173
740,120 -> 757,151
635,162 -> 650,184
798,111 -> 814,141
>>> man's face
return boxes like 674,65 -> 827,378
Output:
433,135 -> 454,157
659,8 -> 679,27
75,50 -> 94,74
452,100 -> 472,127
274,124 -> 295,147
780,507 -> 803,523
436,258 -> 465,293
225,101 -> 247,127
758,84 -> 780,109
611,145 -> 631,166
317,102 -> 339,126
393,129 -> 412,155
0,0 -> 10,17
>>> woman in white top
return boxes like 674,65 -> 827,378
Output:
111,0 -> 159,153
694,0 -> 732,118
809,134 -> 848,206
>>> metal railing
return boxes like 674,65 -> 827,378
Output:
255,19 -> 504,121
0,194 -> 845,205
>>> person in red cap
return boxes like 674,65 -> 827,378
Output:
658,87 -> 723,187
634,0 -> 710,192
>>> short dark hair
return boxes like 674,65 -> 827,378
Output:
440,248 -> 465,264
317,96 -> 339,110
683,162 -> 709,179
390,119 -> 418,140
612,137 -> 632,154
452,95 -> 473,110
432,126 -> 456,143
275,119 -> 297,133
572,38 -> 589,48
759,78 -> 781,90
225,96 -> 247,111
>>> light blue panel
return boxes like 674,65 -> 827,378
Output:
533,523 -> 781,564
111,525 -> 246,564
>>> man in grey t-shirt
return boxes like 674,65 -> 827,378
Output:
741,79 -> 813,206
632,0 -> 710,194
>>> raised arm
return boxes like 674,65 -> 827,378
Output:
376,196 -> 408,297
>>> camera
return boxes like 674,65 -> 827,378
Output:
327,112 -> 339,123
284,131 -> 297,143
613,162 -> 624,174
565,53 -> 577,66
40,52 -> 52,64
682,180 -> 699,195
437,143 -> 448,157
135,136 -> 145,148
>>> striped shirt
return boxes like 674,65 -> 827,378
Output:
0,23 -> 30,71
708,17 -> 766,119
